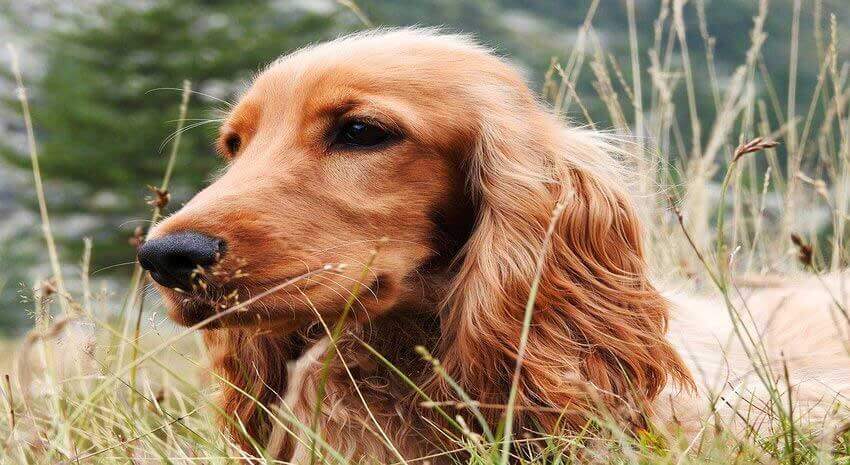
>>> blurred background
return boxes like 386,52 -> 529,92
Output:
0,0 -> 847,333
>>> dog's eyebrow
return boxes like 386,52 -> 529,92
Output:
311,99 -> 359,120
223,101 -> 262,135
214,102 -> 261,158
311,98 -> 406,135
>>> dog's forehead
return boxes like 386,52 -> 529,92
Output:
226,30 -> 528,138
243,30 -> 506,104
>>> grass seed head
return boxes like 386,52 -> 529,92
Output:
39,278 -> 57,298
790,233 -> 813,267
146,185 -> 171,209
733,136 -> 779,162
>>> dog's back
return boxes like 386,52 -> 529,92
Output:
660,273 -> 850,437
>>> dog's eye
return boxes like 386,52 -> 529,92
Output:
336,121 -> 391,148
225,134 -> 241,155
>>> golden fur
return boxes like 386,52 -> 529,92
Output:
147,29 -> 850,462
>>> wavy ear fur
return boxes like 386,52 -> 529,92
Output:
435,90 -> 692,433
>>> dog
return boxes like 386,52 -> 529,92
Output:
139,29 -> 850,462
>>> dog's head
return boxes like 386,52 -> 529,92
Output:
141,28 -> 690,431
142,30 -> 490,329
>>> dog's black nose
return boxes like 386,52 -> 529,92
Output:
138,232 -> 224,290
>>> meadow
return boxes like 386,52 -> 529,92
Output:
2,0 -> 850,463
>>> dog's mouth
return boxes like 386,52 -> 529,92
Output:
144,245 -> 374,330
162,276 -> 324,329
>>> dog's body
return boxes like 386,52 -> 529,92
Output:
663,280 -> 850,437
203,278 -> 850,462
139,29 -> 850,462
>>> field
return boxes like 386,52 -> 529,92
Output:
2,0 -> 850,463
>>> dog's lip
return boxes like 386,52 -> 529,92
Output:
235,276 -> 323,295
163,275 -> 323,328
152,270 -> 322,294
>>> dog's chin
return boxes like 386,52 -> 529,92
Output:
167,299 -> 223,329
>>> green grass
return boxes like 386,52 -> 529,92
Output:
3,0 -> 850,463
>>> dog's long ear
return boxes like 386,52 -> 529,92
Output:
435,101 -> 692,432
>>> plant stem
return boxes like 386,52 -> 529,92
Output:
8,45 -> 70,316
126,80 -> 192,391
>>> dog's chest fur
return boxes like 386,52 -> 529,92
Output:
265,312 -> 447,462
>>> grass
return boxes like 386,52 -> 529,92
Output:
2,0 -> 850,463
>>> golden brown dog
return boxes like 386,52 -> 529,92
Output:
140,29 -> 850,462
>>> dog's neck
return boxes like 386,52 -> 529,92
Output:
205,299 -> 442,451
